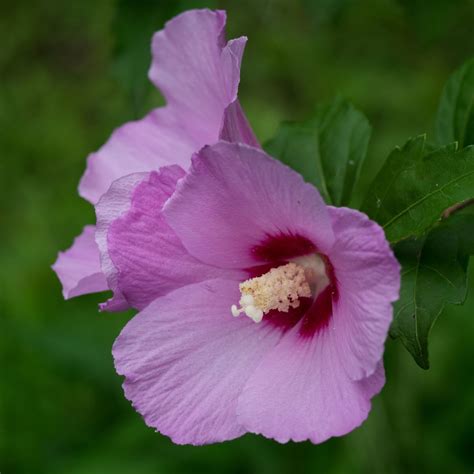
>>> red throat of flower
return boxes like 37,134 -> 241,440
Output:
233,233 -> 338,337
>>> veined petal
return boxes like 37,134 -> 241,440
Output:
96,167 -> 243,311
52,225 -> 108,299
327,207 -> 400,380
113,279 -> 282,445
237,323 -> 385,444
79,9 -> 256,205
164,142 -> 335,269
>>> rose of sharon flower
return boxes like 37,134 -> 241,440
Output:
52,8 -> 400,445
52,9 -> 257,308
107,141 -> 400,445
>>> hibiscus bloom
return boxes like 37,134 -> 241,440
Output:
53,8 -> 400,445
108,141 -> 400,445
53,9 -> 257,307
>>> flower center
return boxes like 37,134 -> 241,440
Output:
231,255 -> 329,323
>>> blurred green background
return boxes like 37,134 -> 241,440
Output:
1,0 -> 473,472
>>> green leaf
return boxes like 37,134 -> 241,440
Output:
435,58 -> 474,148
361,135 -> 474,243
391,212 -> 474,368
265,97 -> 371,206
265,122 -> 331,204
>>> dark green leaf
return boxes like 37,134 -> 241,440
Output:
265,122 -> 332,203
435,58 -> 474,148
391,212 -> 474,368
266,97 -> 371,206
362,135 -> 474,243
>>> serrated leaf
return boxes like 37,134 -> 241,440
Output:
391,212 -> 474,369
362,135 -> 474,243
265,97 -> 371,206
435,58 -> 474,148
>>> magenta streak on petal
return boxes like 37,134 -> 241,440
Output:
265,270 -> 338,337
299,259 -> 339,338
246,233 -> 339,337
251,233 -> 316,262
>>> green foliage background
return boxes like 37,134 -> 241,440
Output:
1,0 -> 473,472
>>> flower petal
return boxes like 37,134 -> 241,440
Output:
80,9 -> 253,204
79,110 -> 197,205
52,225 -> 108,299
113,279 -> 282,445
219,100 -> 260,147
327,207 -> 400,380
149,10 -> 245,140
97,166 -> 243,311
164,142 -> 335,269
95,172 -> 148,311
237,323 -> 385,444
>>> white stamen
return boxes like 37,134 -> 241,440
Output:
231,262 -> 312,323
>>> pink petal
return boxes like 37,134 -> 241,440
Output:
79,110 -> 197,205
79,10 -> 254,204
237,323 -> 386,444
99,166 -> 244,310
327,207 -> 400,380
113,279 -> 282,445
149,10 -> 245,140
219,100 -> 260,147
164,142 -> 335,269
95,172 -> 149,311
52,225 -> 108,299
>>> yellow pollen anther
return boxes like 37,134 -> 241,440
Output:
231,262 -> 311,323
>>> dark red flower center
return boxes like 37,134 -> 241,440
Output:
248,233 -> 338,337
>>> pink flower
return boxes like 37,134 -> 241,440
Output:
52,9 -> 257,306
108,142 -> 400,445
53,8 -> 400,445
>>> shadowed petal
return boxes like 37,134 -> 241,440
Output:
164,142 -> 335,269
52,226 -> 108,299
113,279 -> 282,445
220,100 -> 260,147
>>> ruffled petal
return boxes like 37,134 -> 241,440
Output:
327,207 -> 400,380
52,225 -> 108,299
95,172 -> 148,311
97,166 -> 244,311
80,9 -> 254,204
164,142 -> 335,269
237,323 -> 386,444
149,10 -> 246,141
113,279 -> 282,445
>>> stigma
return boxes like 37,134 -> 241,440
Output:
231,262 -> 312,323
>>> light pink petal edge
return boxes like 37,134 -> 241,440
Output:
52,225 -> 108,299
